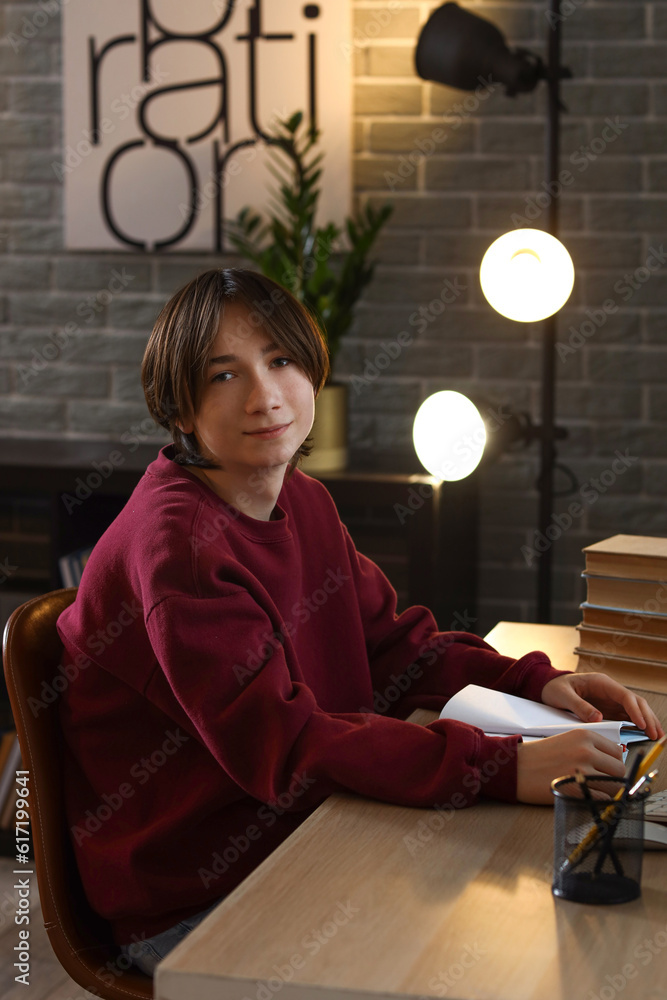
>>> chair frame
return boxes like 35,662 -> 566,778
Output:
2,588 -> 153,999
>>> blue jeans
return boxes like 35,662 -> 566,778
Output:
119,899 -> 221,976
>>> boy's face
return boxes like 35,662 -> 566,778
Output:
179,301 -> 315,477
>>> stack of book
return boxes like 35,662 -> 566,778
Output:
576,534 -> 667,692
0,728 -> 21,830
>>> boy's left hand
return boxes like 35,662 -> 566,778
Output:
541,672 -> 664,742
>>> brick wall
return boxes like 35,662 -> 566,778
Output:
1,0 -> 666,635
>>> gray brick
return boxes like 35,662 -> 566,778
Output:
557,385 -> 642,422
347,380 -> 421,414
354,155 -> 418,192
587,121 -> 667,156
356,340 -> 472,380
369,119 -> 474,155
649,162 -> 667,192
480,458 -> 541,496
4,4 -> 62,40
6,149 -> 60,182
0,183 -> 55,218
560,82 -> 649,117
478,195 -> 585,231
595,423 -> 667,460
0,328 -> 83,369
479,122 -> 587,156
373,232 -> 421,265
367,46 -> 417,78
585,272 -> 667,309
367,194 -> 471,229
587,497 -> 667,535
354,83 -> 422,115
0,41 -> 52,75
558,424 -> 596,457
477,345 -> 542,381
54,259 -> 152,292
353,7 -> 420,41
479,491 -> 537,529
559,309 -> 641,346
0,365 -> 11,393
653,83 -> 667,115
649,387 -> 667,421
587,347 -> 667,383
63,332 -> 149,366
112,368 -> 145,403
555,43 -> 590,80
0,397 -> 65,431
481,565 -> 577,605
8,221 -> 62,251
561,5 -> 645,41
0,116 -> 54,147
533,157 -> 642,194
349,303 -> 519,343
564,236 -> 644,272
107,295 -> 163,331
437,307 -> 531,344
643,461 -> 667,495
374,411 -> 416,453
68,401 -> 161,436
592,44 -> 667,78
645,312 -> 667,343
589,198 -> 667,233
10,79 -> 61,114
423,233 -> 494,268
425,156 -> 530,192
9,293 -> 107,328
15,366 -> 109,398
0,256 -> 50,288
361,269 -> 470,305
653,5 -> 667,39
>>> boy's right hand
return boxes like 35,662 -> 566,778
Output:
516,729 -> 626,805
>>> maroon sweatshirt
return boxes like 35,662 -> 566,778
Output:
56,446 -> 561,944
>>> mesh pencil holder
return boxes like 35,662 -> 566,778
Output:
551,774 -> 648,905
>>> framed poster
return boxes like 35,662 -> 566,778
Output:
62,1 -> 351,251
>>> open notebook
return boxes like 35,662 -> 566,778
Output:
439,685 -> 649,745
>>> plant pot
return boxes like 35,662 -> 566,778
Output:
300,383 -> 348,474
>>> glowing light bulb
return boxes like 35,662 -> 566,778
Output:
412,391 -> 486,482
480,229 -> 574,322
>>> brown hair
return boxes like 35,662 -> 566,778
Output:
142,268 -> 330,468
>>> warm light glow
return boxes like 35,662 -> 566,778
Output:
413,391 -> 486,482
480,229 -> 574,322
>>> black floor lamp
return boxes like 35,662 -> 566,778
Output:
415,1 -> 574,623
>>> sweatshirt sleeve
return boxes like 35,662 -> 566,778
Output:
340,528 -> 566,718
144,591 -> 523,812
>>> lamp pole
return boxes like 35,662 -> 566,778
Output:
537,0 -> 563,623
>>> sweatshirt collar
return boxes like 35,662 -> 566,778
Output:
148,446 -> 292,542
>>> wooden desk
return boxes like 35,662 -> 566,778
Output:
156,624 -> 667,1000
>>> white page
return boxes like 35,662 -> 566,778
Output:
439,685 -> 647,742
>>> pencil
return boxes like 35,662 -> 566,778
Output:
563,736 -> 666,870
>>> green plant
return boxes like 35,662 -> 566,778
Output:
225,111 -> 393,373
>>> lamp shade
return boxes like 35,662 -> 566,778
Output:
415,2 -> 542,96
413,391 -> 486,482
480,229 -> 575,323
